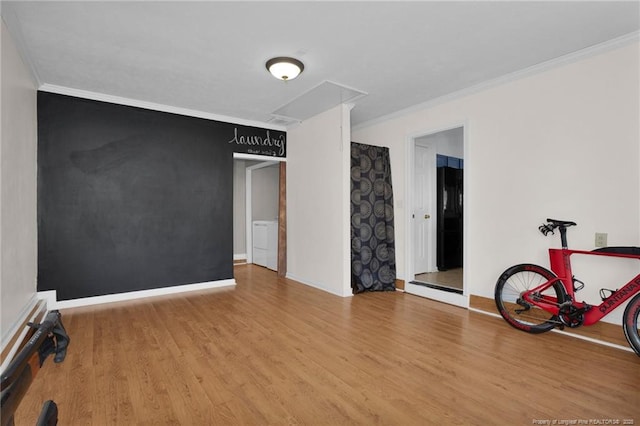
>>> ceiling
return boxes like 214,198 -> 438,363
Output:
2,1 -> 639,128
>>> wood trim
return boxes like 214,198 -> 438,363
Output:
277,162 -> 287,277
395,279 -> 405,290
1,300 -> 47,365
470,294 -> 628,348
233,258 -> 247,265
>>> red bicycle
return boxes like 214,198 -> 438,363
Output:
494,218 -> 640,356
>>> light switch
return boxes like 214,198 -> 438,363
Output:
595,232 -> 607,247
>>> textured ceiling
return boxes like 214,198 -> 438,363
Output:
2,1 -> 639,128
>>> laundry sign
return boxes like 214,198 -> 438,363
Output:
228,127 -> 286,157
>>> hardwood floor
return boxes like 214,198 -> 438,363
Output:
14,265 -> 640,425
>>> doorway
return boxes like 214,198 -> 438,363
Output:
232,155 -> 286,274
405,126 -> 468,307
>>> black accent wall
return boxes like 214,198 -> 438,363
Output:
37,92 -> 285,300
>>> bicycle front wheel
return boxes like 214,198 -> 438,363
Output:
494,264 -> 565,334
622,293 -> 640,357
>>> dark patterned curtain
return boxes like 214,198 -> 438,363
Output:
350,142 -> 396,293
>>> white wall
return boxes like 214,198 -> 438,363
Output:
287,104 -> 352,297
353,41 -> 640,324
251,164 -> 279,221
0,18 -> 38,345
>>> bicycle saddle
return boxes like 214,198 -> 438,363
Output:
539,219 -> 577,236
546,218 -> 577,227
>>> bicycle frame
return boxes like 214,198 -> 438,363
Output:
522,249 -> 640,326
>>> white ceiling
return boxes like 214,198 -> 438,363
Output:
2,1 -> 639,128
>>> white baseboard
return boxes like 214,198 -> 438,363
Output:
37,290 -> 57,310
1,294 -> 38,347
468,307 -> 633,354
233,253 -> 247,261
285,273 -> 353,298
405,282 -> 469,308
0,295 -> 46,371
40,279 -> 236,310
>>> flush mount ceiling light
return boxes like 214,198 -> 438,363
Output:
265,57 -> 304,81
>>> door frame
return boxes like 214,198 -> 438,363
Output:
405,123 -> 469,308
233,153 -> 285,266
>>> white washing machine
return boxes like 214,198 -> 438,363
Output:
252,220 -> 278,270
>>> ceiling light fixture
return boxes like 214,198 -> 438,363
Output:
266,57 -> 304,81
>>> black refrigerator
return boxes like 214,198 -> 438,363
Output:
437,166 -> 463,270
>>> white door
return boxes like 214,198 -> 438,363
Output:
414,145 -> 433,275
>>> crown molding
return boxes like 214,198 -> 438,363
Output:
353,31 -> 640,132
38,84 -> 287,132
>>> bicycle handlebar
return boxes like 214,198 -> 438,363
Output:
538,223 -> 555,236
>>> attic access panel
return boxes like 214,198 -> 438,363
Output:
272,80 -> 367,122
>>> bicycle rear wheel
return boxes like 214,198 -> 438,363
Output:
494,264 -> 566,334
622,293 -> 640,356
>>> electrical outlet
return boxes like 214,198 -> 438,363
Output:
595,232 -> 608,247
